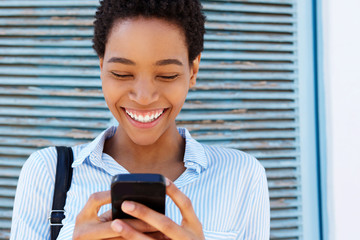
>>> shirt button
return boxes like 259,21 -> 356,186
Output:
188,162 -> 194,166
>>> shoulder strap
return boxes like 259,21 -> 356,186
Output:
50,146 -> 74,240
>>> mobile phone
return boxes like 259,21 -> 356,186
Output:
111,173 -> 166,219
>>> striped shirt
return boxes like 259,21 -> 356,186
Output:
11,126 -> 270,239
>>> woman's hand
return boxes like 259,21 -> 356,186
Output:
73,178 -> 205,240
72,191 -> 164,240
112,178 -> 205,240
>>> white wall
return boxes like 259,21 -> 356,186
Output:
322,0 -> 360,239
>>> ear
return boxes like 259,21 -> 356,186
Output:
189,54 -> 201,88
99,57 -> 104,71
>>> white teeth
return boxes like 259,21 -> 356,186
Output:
125,109 -> 164,123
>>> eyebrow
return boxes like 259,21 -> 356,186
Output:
107,57 -> 183,66
107,57 -> 135,65
155,59 -> 183,66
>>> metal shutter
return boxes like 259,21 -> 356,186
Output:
0,0 -> 300,239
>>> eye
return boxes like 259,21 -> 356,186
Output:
111,72 -> 133,79
158,74 -> 179,81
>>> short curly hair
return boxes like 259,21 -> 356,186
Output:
92,0 -> 206,62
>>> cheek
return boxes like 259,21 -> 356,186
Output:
165,81 -> 189,108
101,77 -> 121,109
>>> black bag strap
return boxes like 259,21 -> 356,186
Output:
50,146 -> 74,240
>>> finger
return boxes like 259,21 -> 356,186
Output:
110,219 -> 155,240
122,219 -> 158,233
80,191 -> 111,218
73,221 -> 123,240
99,209 -> 112,222
146,231 -> 170,240
165,178 -> 199,224
121,201 -> 187,239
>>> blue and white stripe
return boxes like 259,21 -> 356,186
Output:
10,126 -> 270,239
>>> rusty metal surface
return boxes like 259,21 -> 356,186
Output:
0,0 -> 300,239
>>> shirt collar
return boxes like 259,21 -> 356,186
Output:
178,128 -> 208,173
72,126 -> 117,168
72,126 -> 209,173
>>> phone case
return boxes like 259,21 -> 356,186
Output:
111,173 -> 166,219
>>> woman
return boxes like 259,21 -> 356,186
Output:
10,0 -> 270,239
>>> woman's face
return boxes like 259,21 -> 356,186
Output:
100,17 -> 200,146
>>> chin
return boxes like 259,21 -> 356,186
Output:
130,136 -> 159,146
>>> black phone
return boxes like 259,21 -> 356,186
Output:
111,173 -> 166,219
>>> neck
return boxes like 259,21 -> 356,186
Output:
103,125 -> 185,174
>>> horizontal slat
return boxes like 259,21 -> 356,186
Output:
270,230 -> 300,239
271,208 -> 300,218
0,108 -> 111,119
0,188 -> 16,198
206,42 -> 295,51
0,18 -> 93,26
0,168 -> 21,178
205,22 -> 295,33
268,179 -> 298,188
261,160 -> 299,169
0,8 -> 95,17
205,33 -> 296,42
0,147 -> 47,157
270,198 -> 299,208
0,38 -> 92,47
0,97 -> 107,109
0,28 -> 93,36
178,112 -> 296,121
0,209 -> 12,219
0,77 -> 102,87
266,169 -> 298,178
271,218 -> 299,229
192,131 -> 297,140
202,3 -> 294,14
0,117 -> 109,129
0,127 -> 100,139
245,150 -> 299,159
0,0 -> 99,7
179,121 -> 297,131
0,159 -> 25,167
0,198 -> 14,208
0,137 -> 91,148
269,189 -> 299,198
205,12 -> 294,24
0,179 -> 18,187
0,220 -> 11,229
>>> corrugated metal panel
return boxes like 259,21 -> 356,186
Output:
0,0 -> 301,239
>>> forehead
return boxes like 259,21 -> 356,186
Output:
104,17 -> 188,61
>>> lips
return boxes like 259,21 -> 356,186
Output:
124,108 -> 165,123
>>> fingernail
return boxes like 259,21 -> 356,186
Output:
111,220 -> 123,232
122,201 -> 135,212
165,177 -> 171,186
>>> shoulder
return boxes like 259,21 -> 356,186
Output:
202,144 -> 266,185
21,143 -> 88,182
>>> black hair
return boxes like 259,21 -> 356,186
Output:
92,0 -> 206,62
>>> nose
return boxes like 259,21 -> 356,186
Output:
128,77 -> 159,105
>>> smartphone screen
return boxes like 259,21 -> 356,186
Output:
111,173 -> 166,219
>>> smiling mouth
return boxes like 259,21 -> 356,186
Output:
124,108 -> 166,123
